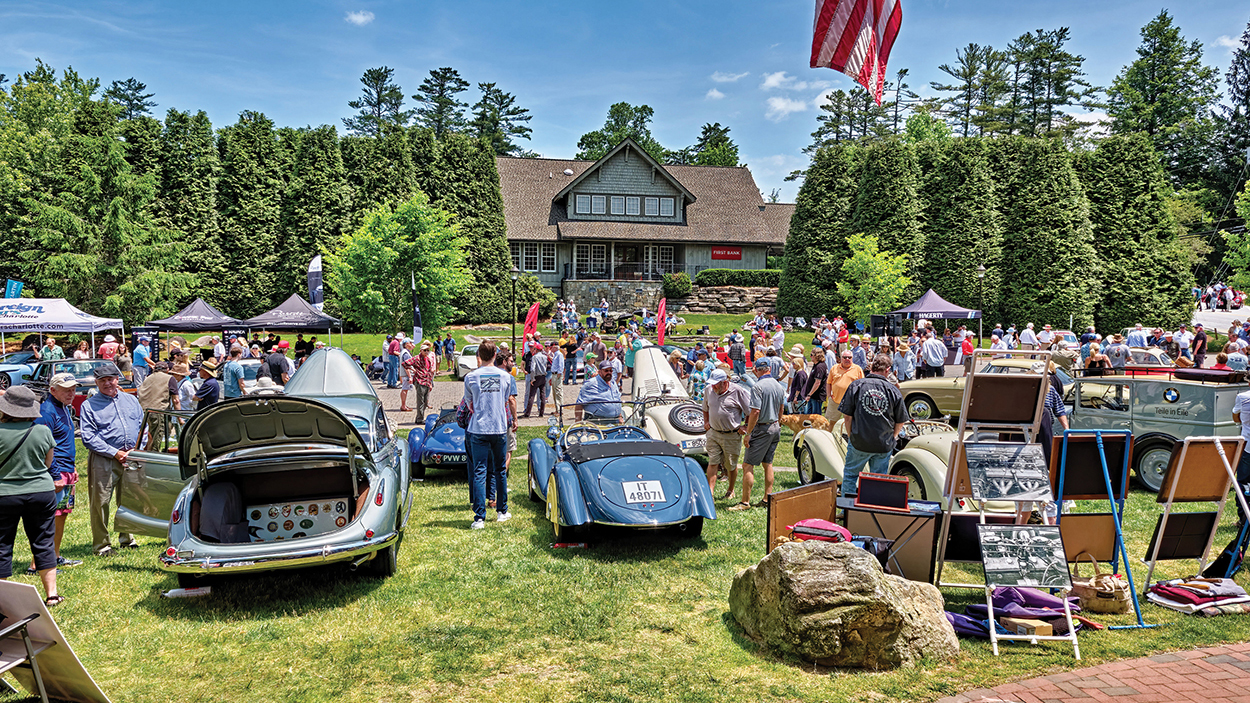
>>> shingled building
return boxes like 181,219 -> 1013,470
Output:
497,138 -> 792,306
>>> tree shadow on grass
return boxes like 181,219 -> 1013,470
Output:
134,562 -> 384,619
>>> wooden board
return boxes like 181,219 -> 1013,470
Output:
1059,513 -> 1118,563
1158,439 -> 1240,502
1049,435 -> 1131,501
846,509 -> 936,582
766,480 -> 839,553
943,511 -> 1017,562
854,473 -> 909,511
966,375 -> 1045,424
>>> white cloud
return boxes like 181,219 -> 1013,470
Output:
760,70 -> 830,92
711,71 -> 749,83
345,10 -> 375,26
1214,35 -> 1240,54
765,96 -> 809,121
705,88 -> 725,100
814,88 -> 835,108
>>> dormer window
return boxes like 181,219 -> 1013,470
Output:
575,195 -> 590,214
626,197 -> 640,216
644,197 -> 659,216
591,195 -> 606,214
660,198 -> 674,217
610,196 -> 625,215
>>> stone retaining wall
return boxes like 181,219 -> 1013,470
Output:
668,286 -> 777,315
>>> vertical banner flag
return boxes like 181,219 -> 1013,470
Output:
307,255 -> 324,310
810,0 -> 902,105
523,302 -> 540,341
411,272 -> 423,346
4,280 -> 23,299
657,298 -> 667,346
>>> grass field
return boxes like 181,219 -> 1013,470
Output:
3,430 -> 1247,703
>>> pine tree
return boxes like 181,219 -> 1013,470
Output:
931,43 -> 989,137
279,125 -> 350,298
470,82 -> 533,156
118,116 -> 162,179
412,67 -> 469,139
342,66 -> 412,137
1000,29 -> 1099,138
216,111 -> 283,315
992,137 -> 1096,326
103,77 -> 156,120
692,122 -> 739,166
777,143 -> 859,316
850,140 -> 924,294
1073,133 -> 1193,331
158,109 -> 224,301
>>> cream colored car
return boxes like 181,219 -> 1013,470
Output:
625,346 -> 707,457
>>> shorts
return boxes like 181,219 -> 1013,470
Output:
706,428 -> 741,468
743,422 -> 781,466
55,472 -> 78,516
401,378 -> 413,390
508,428 -> 517,453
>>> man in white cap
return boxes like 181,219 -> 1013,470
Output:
1019,323 -> 1039,350
702,368 -> 750,500
1038,324 -> 1054,348
35,372 -> 83,569
211,335 -> 226,363
80,362 -> 144,556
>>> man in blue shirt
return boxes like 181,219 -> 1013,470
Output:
34,372 -> 82,569
462,341 -> 516,529
132,337 -> 152,384
576,361 -> 622,422
221,347 -> 246,399
80,362 -> 145,556
194,360 -> 221,410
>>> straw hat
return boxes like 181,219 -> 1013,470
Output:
199,359 -> 219,378
789,344 -> 805,356
897,342 -> 910,353
1111,334 -> 1125,343
0,386 -> 41,419
170,363 -> 190,378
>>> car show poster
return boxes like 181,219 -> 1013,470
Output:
307,255 -> 324,311
657,297 -> 667,345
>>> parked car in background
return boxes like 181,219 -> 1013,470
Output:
0,350 -> 40,390
455,344 -> 479,380
625,347 -> 706,458
900,358 -> 1075,420
238,357 -> 285,394
24,358 -> 139,424
407,405 -> 467,480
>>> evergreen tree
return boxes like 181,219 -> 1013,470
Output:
216,111 -> 284,315
693,122 -> 739,166
158,109 -> 224,300
1000,29 -> 1099,137
118,116 -> 162,180
470,82 -> 533,156
1074,133 -> 1193,331
889,68 -> 917,134
917,138 -> 1001,321
992,137 -> 1096,326
341,126 -> 417,230
412,67 -> 469,139
575,102 -> 668,162
279,125 -> 350,297
850,139 -> 924,294
408,126 -> 445,205
103,77 -> 155,120
777,143 -> 859,316
342,66 -> 412,138
931,43 -> 989,137
20,99 -> 193,322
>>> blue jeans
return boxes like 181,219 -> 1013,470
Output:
564,362 -> 576,384
805,398 -> 823,415
732,359 -> 745,376
842,444 -> 891,496
384,354 -> 398,386
1237,452 -> 1250,524
468,432 -> 507,520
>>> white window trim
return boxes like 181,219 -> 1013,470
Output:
540,243 -> 556,273
591,195 -> 606,215
644,197 -> 659,216
509,242 -> 521,270
523,242 -> 540,272
575,194 -> 590,214
610,196 -> 625,215
626,197 -> 640,216
660,197 -> 674,217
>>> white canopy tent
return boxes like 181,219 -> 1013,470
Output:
0,299 -> 124,356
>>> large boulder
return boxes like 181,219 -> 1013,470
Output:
729,540 -> 958,669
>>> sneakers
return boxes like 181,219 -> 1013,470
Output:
497,511 -> 512,523
470,519 -> 486,530
57,556 -> 83,568
96,547 -> 117,557
727,502 -> 752,512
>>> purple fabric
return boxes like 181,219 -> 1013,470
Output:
993,586 -> 1080,612
966,601 -> 1073,620
945,611 -> 1010,639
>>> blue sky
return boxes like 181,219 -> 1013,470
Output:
2,1 -> 1246,200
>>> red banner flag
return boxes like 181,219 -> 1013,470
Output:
657,298 -> 667,346
810,0 -> 902,105
522,301 -> 540,341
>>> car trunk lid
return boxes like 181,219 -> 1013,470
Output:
595,456 -> 685,511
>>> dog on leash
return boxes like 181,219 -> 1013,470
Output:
780,414 -> 831,433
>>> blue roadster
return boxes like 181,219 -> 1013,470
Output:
527,422 -> 716,540
407,405 -> 468,480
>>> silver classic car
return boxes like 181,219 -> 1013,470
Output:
119,349 -> 412,587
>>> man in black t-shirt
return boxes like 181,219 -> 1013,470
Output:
803,347 -> 828,415
838,353 -> 907,496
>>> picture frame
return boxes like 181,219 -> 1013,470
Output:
854,472 -> 910,512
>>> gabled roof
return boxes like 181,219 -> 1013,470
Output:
497,156 -> 788,245
760,203 -> 796,242
553,138 -> 696,204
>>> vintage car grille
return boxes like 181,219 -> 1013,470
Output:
247,498 -> 350,542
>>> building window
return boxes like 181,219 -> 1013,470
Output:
591,195 -> 606,214
575,194 -> 590,214
509,242 -> 521,270
610,196 -> 625,215
644,245 -> 675,274
645,197 -> 659,216
575,243 -> 607,275
523,242 -> 539,272
660,197 -> 674,217
541,243 -> 556,272
626,196 -> 640,216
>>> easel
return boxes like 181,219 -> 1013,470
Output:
1053,429 -> 1155,629
934,348 -> 1053,589
1143,436 -> 1250,588
978,523 -> 1080,659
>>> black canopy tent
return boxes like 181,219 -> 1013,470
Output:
243,294 -> 343,348
892,288 -> 984,340
147,298 -> 247,331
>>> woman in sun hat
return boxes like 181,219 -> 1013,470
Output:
0,386 -> 63,607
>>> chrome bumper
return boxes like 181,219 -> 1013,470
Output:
158,531 -> 398,574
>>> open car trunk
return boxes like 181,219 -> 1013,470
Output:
190,460 -> 372,544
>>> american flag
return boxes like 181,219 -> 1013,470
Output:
810,0 -> 902,105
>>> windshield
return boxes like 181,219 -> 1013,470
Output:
462,345 -> 478,357
1130,349 -> 1170,366
348,416 -> 374,449
50,360 -> 108,381
239,359 -> 261,381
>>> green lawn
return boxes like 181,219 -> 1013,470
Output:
8,437 -> 1247,703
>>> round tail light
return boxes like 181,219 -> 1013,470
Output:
365,530 -> 374,539
165,546 -> 177,557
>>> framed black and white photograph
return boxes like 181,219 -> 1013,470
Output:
965,443 -> 1054,503
977,524 -> 1071,589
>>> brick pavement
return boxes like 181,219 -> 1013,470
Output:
938,643 -> 1250,703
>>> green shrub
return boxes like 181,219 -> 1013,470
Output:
694,268 -> 781,287
766,255 -> 782,269
661,272 -> 693,298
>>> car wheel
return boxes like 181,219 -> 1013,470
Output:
797,445 -> 825,485
668,404 -> 705,435
548,474 -> 568,541
528,469 -> 541,503
370,534 -> 401,577
0,374 -> 10,391
892,462 -> 928,501
411,460 -> 426,481
905,394 -> 936,421
1133,439 -> 1175,493
674,516 -> 703,538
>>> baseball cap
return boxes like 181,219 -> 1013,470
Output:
139,336 -> 150,343
753,357 -> 770,369
708,369 -> 729,384
93,362 -> 121,379
598,360 -> 613,370
278,341 -> 290,349
50,372 -> 78,389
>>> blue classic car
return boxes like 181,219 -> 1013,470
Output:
406,405 -> 467,479
0,350 -> 40,390
527,422 -> 715,540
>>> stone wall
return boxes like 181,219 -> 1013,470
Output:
668,286 -> 777,315
563,280 -> 664,312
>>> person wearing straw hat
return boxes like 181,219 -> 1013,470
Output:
0,385 -> 62,606
138,361 -> 182,450
32,373 -> 82,572
80,362 -> 144,556
173,362 -> 196,411
1105,334 -> 1131,369
193,360 -> 221,410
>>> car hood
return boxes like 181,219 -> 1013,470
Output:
632,347 -> 688,401
179,396 -> 371,480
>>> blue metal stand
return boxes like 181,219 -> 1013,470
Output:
1055,429 -> 1157,630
